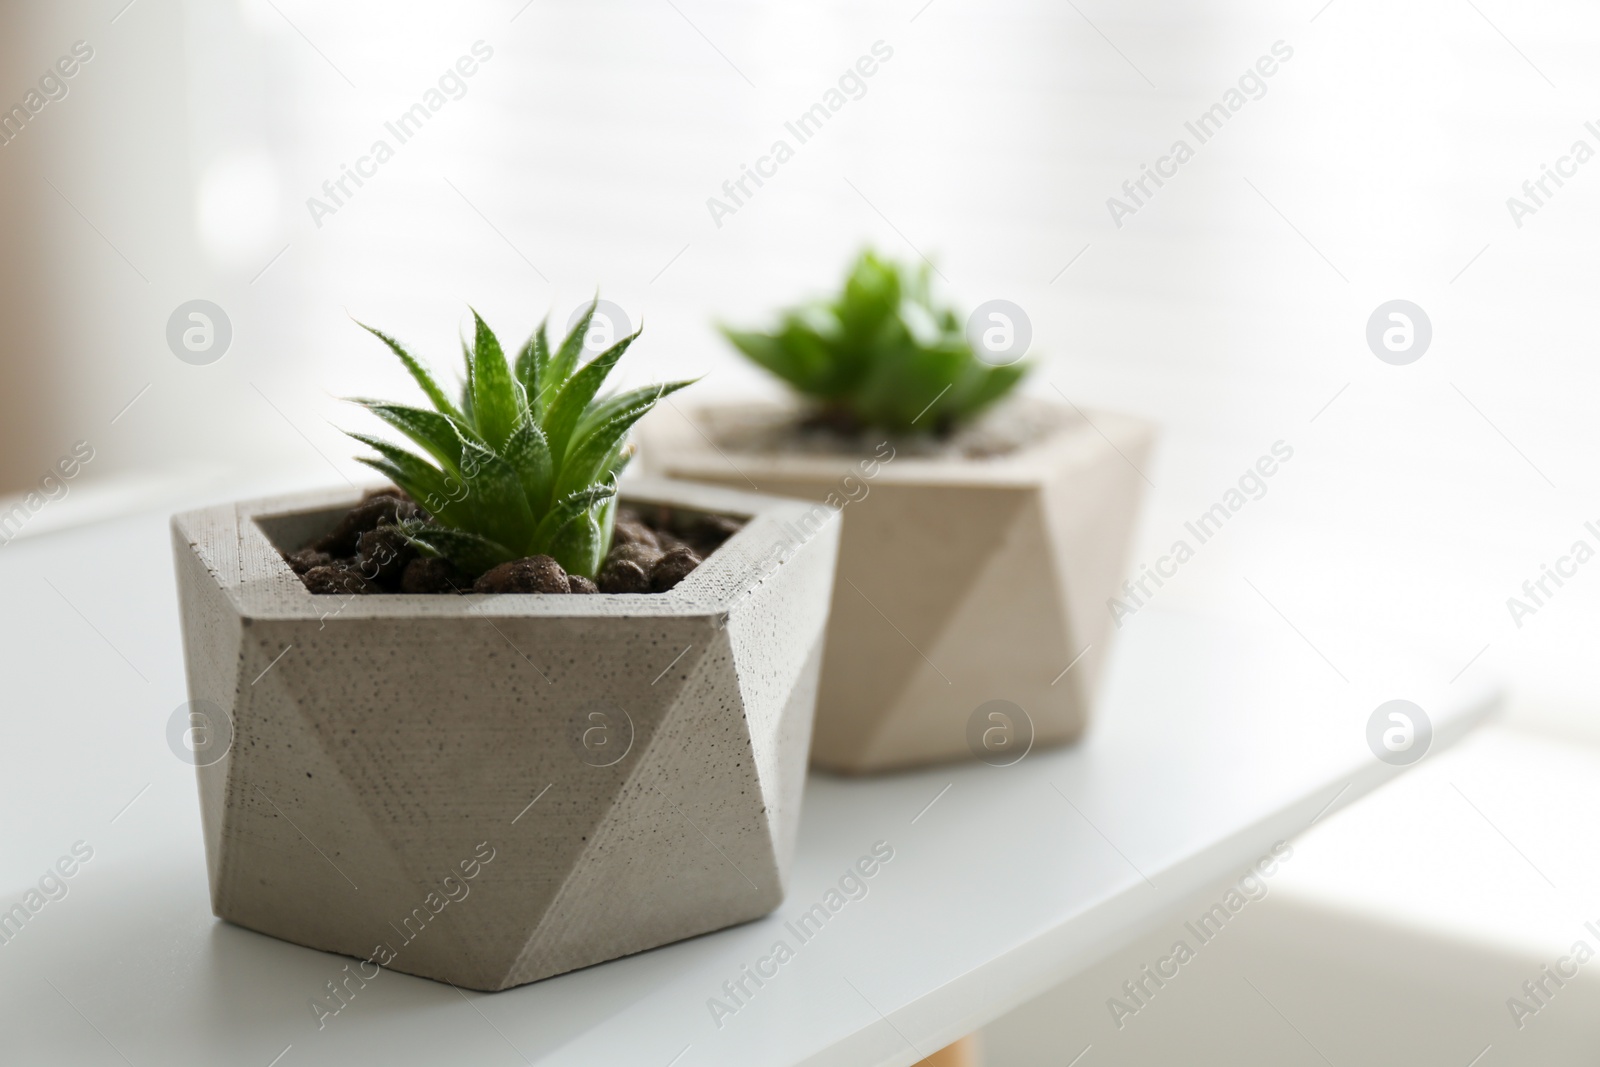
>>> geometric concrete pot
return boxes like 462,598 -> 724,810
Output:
643,401 -> 1155,774
170,476 -> 839,991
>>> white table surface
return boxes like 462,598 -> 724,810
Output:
0,498 -> 1495,1067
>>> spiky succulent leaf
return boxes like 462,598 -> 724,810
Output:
602,441 -> 635,483
546,509 -> 603,579
502,417 -> 554,513
590,446 -> 634,567
458,335 -> 477,427
547,298 -> 596,394
575,378 -> 696,443
720,250 -> 1029,434
595,490 -> 620,562
350,303 -> 675,580
402,524 -> 514,576
347,400 -> 468,474
543,329 -> 640,463
354,456 -> 433,513
349,445 -> 464,526
838,256 -> 900,342
532,484 -> 616,552
554,396 -> 662,501
468,309 -> 519,450
853,342 -> 968,430
455,436 -> 537,552
721,327 -> 833,395
514,319 -> 551,420
949,357 -> 1027,418
358,323 -> 461,419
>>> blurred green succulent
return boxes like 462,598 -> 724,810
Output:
345,300 -> 692,579
720,250 -> 1029,435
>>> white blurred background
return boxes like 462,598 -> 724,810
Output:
2,0 -> 1598,1059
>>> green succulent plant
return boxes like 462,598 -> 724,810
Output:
345,300 -> 691,579
720,250 -> 1029,435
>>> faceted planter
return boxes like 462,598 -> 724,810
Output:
644,401 -> 1155,773
170,477 -> 838,991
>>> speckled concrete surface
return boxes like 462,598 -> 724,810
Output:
644,401 -> 1155,773
170,477 -> 839,990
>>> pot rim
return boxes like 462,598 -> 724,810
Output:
651,398 -> 1157,487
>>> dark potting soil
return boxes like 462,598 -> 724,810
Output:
285,487 -> 745,596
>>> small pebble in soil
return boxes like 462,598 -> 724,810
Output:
287,548 -> 331,575
650,546 -> 702,592
567,574 -> 599,594
473,555 -> 571,594
302,564 -> 379,596
598,557 -> 652,594
609,542 -> 662,569
357,525 -> 415,588
610,518 -> 660,552
656,530 -> 691,554
400,556 -> 463,594
314,493 -> 418,557
688,514 -> 742,555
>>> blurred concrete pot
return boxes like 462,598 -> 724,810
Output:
644,401 -> 1154,773
170,477 -> 838,991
